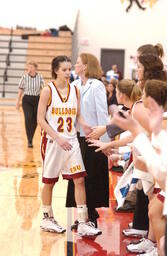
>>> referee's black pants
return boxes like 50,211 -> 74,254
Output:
22,95 -> 40,144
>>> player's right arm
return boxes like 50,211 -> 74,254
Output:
37,86 -> 72,151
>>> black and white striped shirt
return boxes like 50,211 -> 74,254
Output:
19,73 -> 44,96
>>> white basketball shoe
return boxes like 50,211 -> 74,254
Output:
40,217 -> 66,233
77,221 -> 102,237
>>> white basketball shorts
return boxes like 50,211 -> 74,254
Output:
41,134 -> 87,184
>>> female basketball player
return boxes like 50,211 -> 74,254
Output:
37,55 -> 101,237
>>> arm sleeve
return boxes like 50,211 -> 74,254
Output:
94,83 -> 109,125
19,75 -> 25,89
94,83 -> 110,142
40,75 -> 44,88
106,123 -> 124,139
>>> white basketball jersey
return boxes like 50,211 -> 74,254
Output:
46,81 -> 78,139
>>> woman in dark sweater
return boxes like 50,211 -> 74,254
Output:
106,78 -> 118,110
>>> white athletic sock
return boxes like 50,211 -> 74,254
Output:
42,205 -> 54,218
77,204 -> 88,223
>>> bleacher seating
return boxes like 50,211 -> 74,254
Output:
0,28 -> 72,98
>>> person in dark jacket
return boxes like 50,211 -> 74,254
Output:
106,78 -> 118,110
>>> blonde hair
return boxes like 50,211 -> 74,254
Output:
117,79 -> 142,103
28,61 -> 38,69
80,53 -> 102,79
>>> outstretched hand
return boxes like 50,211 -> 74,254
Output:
147,97 -> 163,135
88,139 -> 114,154
112,111 -> 142,138
112,110 -> 133,129
86,126 -> 106,140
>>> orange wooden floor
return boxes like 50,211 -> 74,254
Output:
0,105 -> 136,256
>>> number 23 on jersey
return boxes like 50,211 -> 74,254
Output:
57,117 -> 73,133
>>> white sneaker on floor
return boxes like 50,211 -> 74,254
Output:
122,228 -> 148,237
77,221 -> 102,237
40,217 -> 66,233
127,238 -> 155,253
137,246 -> 158,256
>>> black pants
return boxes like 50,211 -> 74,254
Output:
22,95 -> 39,144
66,134 -> 109,220
133,189 -> 149,230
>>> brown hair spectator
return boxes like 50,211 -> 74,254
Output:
144,79 -> 167,107
137,43 -> 164,58
110,78 -> 118,88
138,54 -> 167,81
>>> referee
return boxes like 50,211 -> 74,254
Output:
16,61 -> 44,148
